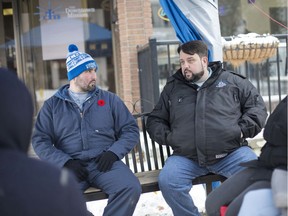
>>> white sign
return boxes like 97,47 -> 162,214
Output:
37,0 -> 95,60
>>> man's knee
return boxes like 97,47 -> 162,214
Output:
238,146 -> 257,160
158,168 -> 176,190
111,177 -> 141,201
128,178 -> 141,198
116,174 -> 141,200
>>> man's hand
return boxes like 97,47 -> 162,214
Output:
64,159 -> 88,181
94,151 -> 119,172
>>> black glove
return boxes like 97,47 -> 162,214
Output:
94,151 -> 119,172
64,159 -> 88,181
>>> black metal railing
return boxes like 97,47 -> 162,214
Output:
137,34 -> 288,114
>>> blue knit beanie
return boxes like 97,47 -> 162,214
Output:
66,44 -> 98,80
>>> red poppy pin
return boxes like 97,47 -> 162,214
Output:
98,99 -> 105,106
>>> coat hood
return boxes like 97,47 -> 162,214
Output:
0,68 -> 34,152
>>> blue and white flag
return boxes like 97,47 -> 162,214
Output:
160,0 -> 223,62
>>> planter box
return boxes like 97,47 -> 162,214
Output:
223,33 -> 279,66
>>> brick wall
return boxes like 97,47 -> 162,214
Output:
114,0 -> 153,112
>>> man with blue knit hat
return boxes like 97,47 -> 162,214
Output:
32,44 -> 141,216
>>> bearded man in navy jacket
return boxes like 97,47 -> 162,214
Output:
32,45 -> 141,216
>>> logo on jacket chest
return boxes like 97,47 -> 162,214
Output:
215,80 -> 227,88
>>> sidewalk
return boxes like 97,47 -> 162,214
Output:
87,184 -> 207,215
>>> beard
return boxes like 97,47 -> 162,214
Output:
85,82 -> 96,91
87,82 -> 96,91
184,69 -> 204,82
75,79 -> 96,92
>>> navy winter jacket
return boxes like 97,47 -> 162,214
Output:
32,84 -> 139,167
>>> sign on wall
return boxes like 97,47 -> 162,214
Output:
37,0 -> 95,60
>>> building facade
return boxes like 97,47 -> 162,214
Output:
0,0 -> 153,113
0,0 -> 287,113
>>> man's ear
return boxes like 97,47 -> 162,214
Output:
202,56 -> 209,66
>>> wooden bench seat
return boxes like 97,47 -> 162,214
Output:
85,170 -> 160,201
84,170 -> 226,202
84,113 -> 226,202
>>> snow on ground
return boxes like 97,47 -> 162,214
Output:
86,184 -> 206,216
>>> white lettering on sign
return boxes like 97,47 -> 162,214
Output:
65,7 -> 96,18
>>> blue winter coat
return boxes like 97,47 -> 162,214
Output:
32,85 -> 139,168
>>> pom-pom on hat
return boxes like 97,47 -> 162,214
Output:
66,44 -> 98,80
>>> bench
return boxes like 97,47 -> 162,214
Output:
84,112 -> 226,202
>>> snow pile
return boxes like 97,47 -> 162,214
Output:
87,184 -> 207,215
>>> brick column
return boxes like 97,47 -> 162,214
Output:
113,0 -> 153,112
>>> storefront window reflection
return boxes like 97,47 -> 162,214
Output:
0,0 -> 113,112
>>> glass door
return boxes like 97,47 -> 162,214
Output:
1,0 -> 115,114
0,0 -> 38,112
0,1 -> 16,72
